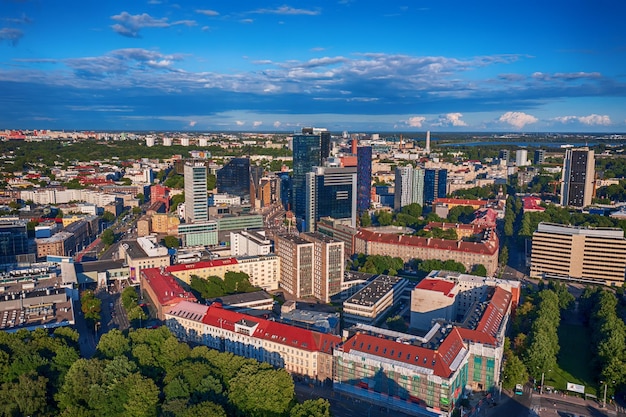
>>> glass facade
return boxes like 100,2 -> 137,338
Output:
0,221 -> 31,265
292,134 -> 321,222
216,157 -> 251,198
424,169 -> 448,204
356,146 -> 372,212
304,167 -> 357,232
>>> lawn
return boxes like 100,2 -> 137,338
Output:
543,323 -> 597,395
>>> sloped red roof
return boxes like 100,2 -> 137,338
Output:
141,267 -> 197,306
201,303 -> 341,353
433,198 -> 488,207
341,329 -> 467,378
476,287 -> 511,339
416,278 -> 456,296
166,258 -> 239,273
355,229 -> 498,255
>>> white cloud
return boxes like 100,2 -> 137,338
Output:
498,111 -> 537,129
406,116 -> 426,127
554,114 -> 611,126
188,120 -> 197,127
195,9 -> 219,16
235,120 -> 245,126
251,6 -> 320,15
253,121 -> 263,127
0,28 -> 23,46
435,112 -> 467,127
110,12 -> 196,38
240,19 -> 254,24
273,121 -> 281,128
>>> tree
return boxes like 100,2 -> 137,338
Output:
162,235 -> 180,249
80,290 -> 101,323
122,286 -> 139,310
101,211 -> 116,223
207,174 -> 217,190
136,193 -> 144,203
471,264 -> 488,277
376,210 -> 393,226
132,206 -> 142,215
401,203 -> 422,218
360,212 -> 372,227
96,329 -> 131,359
501,354 -> 528,390
228,365 -> 294,417
290,399 -> 332,417
101,228 -> 115,246
170,194 -> 185,212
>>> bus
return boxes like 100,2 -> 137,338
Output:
514,384 -> 524,395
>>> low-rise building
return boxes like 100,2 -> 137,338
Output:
140,267 -> 197,320
343,275 -> 409,326
118,236 -> 171,285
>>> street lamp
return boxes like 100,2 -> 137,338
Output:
539,369 -> 551,395
601,380 -> 615,409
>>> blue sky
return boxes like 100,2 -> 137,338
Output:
1,0 -> 625,132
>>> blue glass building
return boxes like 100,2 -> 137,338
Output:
292,134 -> 321,223
356,146 -> 372,212
424,169 -> 448,204
304,167 -> 357,233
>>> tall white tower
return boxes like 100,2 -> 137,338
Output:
425,131 -> 431,154
184,162 -> 208,223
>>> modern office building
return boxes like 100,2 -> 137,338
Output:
394,165 -> 424,210
534,149 -> 546,165
342,274 -> 409,326
356,146 -> 373,212
216,157 -> 263,201
230,229 -> 272,257
560,147 -> 595,208
498,149 -> 510,162
530,222 -> 626,286
423,169 -> 448,204
177,221 -> 218,247
184,162 -> 208,223
292,132 -> 322,226
0,218 -> 35,265
301,232 -> 345,303
304,166 -> 357,232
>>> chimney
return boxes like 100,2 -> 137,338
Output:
425,131 -> 431,153
351,139 -> 357,155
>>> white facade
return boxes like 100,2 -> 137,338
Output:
515,149 -> 529,166
230,230 -> 272,257
184,163 -> 208,223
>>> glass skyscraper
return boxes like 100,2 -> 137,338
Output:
304,166 -> 357,233
424,169 -> 448,204
560,147 -> 594,208
356,146 -> 372,212
216,157 -> 251,197
292,133 -> 321,222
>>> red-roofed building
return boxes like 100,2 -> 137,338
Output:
472,208 -> 498,228
410,279 -> 459,330
522,196 -> 545,213
354,226 -> 499,276
334,328 -> 468,415
165,256 -> 280,291
165,300 -> 341,382
141,267 -> 197,320
433,198 -> 489,210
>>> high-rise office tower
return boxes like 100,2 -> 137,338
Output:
425,131 -> 431,154
534,149 -> 546,165
424,169 -> 448,204
356,146 -> 373,212
216,157 -> 250,197
515,149 -> 529,166
304,166 -> 357,233
320,130 -> 331,163
0,219 -> 33,265
499,149 -> 510,162
184,162 -> 208,223
394,165 -> 424,210
560,147 -> 595,208
292,131 -> 322,223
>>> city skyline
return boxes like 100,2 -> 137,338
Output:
1,1 -> 625,132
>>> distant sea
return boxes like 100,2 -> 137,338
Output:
432,140 -> 624,148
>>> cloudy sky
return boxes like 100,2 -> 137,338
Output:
1,0 -> 625,132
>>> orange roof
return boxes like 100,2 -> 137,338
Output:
433,198 -> 488,207
416,278 -> 456,296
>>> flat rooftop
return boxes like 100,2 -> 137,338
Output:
344,275 -> 405,307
